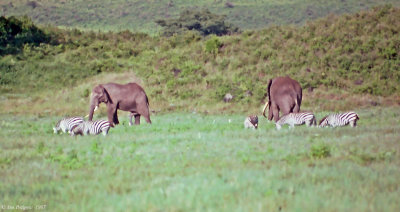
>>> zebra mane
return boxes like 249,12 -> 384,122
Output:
318,115 -> 328,125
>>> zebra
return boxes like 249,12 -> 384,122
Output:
244,115 -> 258,129
53,117 -> 84,134
275,112 -> 316,130
70,120 -> 111,136
319,111 -> 359,128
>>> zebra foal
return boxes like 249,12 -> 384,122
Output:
319,111 -> 359,128
275,112 -> 316,130
53,117 -> 84,134
70,120 -> 111,136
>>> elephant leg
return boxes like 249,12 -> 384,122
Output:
137,104 -> 152,124
268,106 -> 274,121
293,101 -> 300,113
129,113 -> 135,126
113,111 -> 119,125
280,102 -> 292,116
271,103 -> 280,122
107,105 -> 117,127
134,114 -> 141,125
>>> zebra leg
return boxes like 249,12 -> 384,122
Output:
102,129 -> 108,136
289,123 -> 295,129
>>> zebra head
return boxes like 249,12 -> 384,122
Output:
249,115 -> 258,129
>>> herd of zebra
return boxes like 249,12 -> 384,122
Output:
244,111 -> 360,130
53,111 -> 359,137
53,118 -> 111,136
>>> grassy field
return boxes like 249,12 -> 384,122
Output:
1,6 -> 400,116
1,0 -> 400,33
1,107 -> 399,211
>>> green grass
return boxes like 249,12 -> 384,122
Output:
1,0 -> 400,33
1,107 -> 400,211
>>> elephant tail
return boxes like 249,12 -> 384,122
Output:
262,101 -> 269,118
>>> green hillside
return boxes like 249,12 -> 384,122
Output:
1,0 -> 400,33
1,5 -> 399,115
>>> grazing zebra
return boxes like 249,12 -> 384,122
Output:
53,117 -> 84,134
275,112 -> 316,130
244,115 -> 258,129
70,120 -> 111,136
319,111 -> 359,128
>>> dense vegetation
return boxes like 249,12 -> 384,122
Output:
0,15 -> 50,55
1,0 -> 400,33
156,9 -> 239,36
1,5 -> 399,115
1,108 -> 400,211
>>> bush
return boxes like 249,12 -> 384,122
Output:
205,36 -> 222,55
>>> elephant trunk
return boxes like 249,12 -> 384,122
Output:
88,104 -> 96,121
262,101 -> 269,118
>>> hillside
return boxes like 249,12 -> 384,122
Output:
1,0 -> 400,33
1,5 -> 399,115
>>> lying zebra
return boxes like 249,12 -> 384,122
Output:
70,120 -> 111,136
53,117 -> 84,134
319,111 -> 359,128
275,112 -> 316,130
244,115 -> 258,129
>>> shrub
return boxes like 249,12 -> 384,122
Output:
205,36 -> 222,55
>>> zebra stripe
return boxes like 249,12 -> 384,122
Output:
71,120 -> 111,136
53,117 -> 84,134
319,111 -> 359,128
276,112 -> 316,130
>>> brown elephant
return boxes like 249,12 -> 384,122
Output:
262,76 -> 302,122
88,82 -> 151,127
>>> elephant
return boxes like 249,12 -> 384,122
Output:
262,76 -> 302,122
88,82 -> 152,127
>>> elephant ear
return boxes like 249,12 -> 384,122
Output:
96,85 -> 112,104
101,86 -> 112,104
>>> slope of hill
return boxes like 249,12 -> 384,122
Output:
0,5 -> 399,115
1,0 -> 400,33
